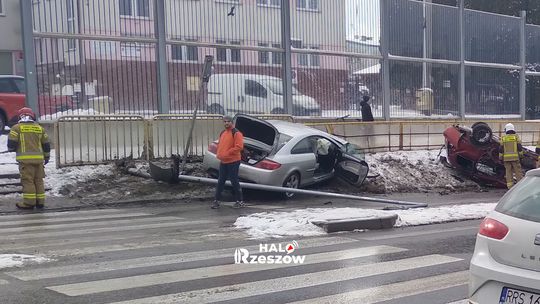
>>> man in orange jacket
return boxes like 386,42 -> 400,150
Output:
212,115 -> 245,209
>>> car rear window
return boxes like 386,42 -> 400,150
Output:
495,176 -> 540,223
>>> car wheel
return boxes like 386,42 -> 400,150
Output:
282,172 -> 300,199
471,122 -> 493,146
271,108 -> 285,115
207,104 -> 225,115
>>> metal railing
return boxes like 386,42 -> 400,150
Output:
54,115 -> 540,167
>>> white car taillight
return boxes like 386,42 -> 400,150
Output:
478,217 -> 509,240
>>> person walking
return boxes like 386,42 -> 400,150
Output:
500,123 -> 523,189
212,115 -> 244,209
7,107 -> 50,210
360,95 -> 374,122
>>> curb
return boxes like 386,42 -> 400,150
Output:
312,214 -> 399,233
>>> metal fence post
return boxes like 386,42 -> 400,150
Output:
155,0 -> 170,114
458,0 -> 465,118
520,10 -> 527,119
20,0 -> 39,117
281,0 -> 294,115
380,0 -> 391,121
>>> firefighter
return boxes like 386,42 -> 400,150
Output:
7,107 -> 50,210
499,123 -> 523,189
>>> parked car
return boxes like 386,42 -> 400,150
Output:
203,114 -> 369,198
0,75 -> 74,130
441,122 -> 538,188
206,73 -> 321,117
469,169 -> 540,303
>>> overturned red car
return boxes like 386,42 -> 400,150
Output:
442,122 -> 538,188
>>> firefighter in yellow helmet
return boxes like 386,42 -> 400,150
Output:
7,107 -> 50,210
499,123 -> 523,189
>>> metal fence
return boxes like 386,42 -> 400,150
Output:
21,0 -> 540,121
54,115 -> 540,167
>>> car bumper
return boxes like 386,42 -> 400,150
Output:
203,152 -> 288,187
469,235 -> 540,304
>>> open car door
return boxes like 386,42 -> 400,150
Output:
334,143 -> 369,186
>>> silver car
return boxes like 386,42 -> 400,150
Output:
203,114 -> 369,198
469,169 -> 540,303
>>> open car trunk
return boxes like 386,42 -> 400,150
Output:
234,114 -> 279,165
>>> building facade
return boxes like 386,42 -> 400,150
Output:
0,0 -> 24,75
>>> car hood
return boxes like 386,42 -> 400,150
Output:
292,95 -> 320,109
234,114 -> 278,150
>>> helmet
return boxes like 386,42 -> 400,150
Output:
17,107 -> 36,120
504,123 -> 515,133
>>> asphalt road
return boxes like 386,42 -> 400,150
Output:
0,194 -> 491,304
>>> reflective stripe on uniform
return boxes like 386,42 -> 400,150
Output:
502,134 -> 519,161
36,193 -> 46,199
9,130 -> 19,138
20,125 -> 44,133
23,193 -> 37,199
16,154 -> 45,161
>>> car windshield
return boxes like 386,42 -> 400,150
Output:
495,176 -> 540,223
261,79 -> 300,96
342,142 -> 365,161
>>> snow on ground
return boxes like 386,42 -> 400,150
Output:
0,254 -> 52,270
234,203 -> 496,239
0,134 -> 114,197
364,149 -> 478,193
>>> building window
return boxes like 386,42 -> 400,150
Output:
216,39 -> 227,62
297,0 -> 318,11
216,40 -> 242,63
0,0 -> 4,15
121,42 -> 141,57
292,39 -> 319,67
310,46 -> 320,67
258,43 -> 281,65
66,0 -> 76,50
171,40 -> 199,62
230,40 -> 241,63
186,39 -> 198,61
256,0 -> 280,7
171,45 -> 183,61
120,0 -> 150,17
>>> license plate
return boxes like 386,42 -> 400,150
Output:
500,287 -> 540,304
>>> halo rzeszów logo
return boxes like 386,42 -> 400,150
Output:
234,240 -> 305,264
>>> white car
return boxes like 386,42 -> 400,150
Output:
206,73 -> 321,116
469,169 -> 540,303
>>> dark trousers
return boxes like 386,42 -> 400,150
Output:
215,161 -> 243,202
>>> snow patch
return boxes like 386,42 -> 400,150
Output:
234,203 -> 496,239
0,254 -> 52,269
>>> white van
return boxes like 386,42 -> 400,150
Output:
206,73 -> 321,116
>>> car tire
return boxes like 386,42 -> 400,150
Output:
471,122 -> 493,146
282,172 -> 300,199
207,104 -> 224,115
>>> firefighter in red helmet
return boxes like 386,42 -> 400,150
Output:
7,107 -> 50,210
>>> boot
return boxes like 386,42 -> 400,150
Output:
233,201 -> 245,209
16,202 -> 34,210
211,200 -> 221,209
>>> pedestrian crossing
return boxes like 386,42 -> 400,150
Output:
0,208 -> 472,304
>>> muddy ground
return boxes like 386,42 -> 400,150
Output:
58,156 -> 487,205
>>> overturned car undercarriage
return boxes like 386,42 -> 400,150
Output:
442,122 -> 538,188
